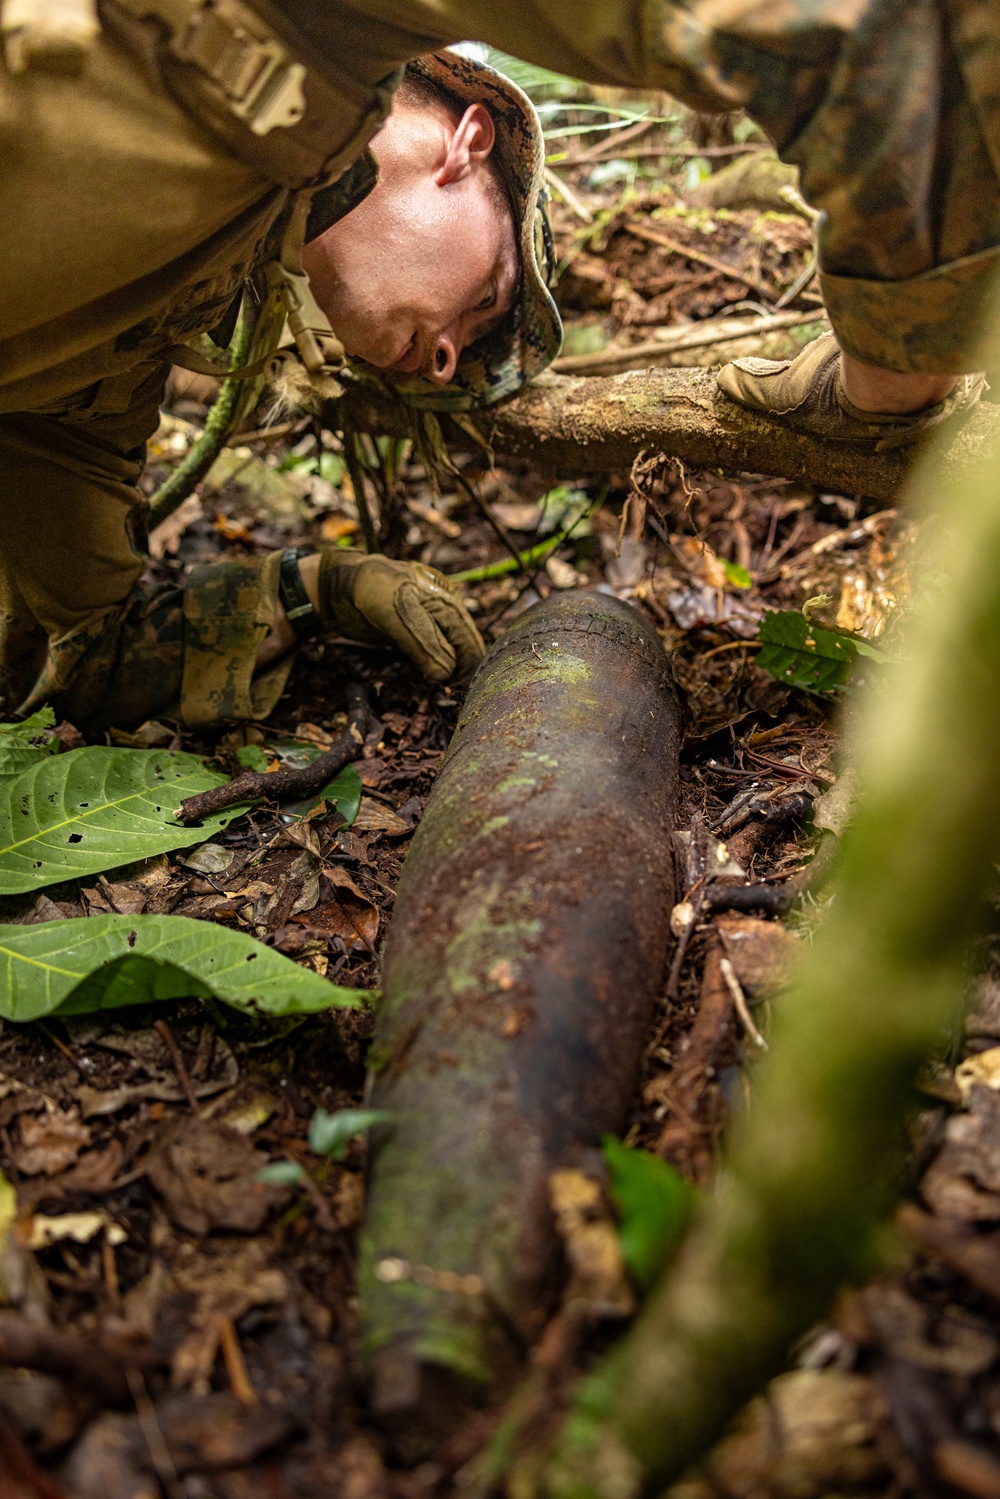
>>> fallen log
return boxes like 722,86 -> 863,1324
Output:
336,369 -> 1000,503
359,591 -> 681,1446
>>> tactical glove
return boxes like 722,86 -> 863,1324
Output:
717,331 -> 985,451
317,549 -> 485,681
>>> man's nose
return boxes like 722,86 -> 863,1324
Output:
427,332 -> 458,386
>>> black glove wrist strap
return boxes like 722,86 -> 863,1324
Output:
278,548 -> 322,642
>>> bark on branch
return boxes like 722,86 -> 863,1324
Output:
339,370 -> 1000,501
175,683 -> 369,824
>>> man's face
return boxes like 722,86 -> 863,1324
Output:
303,99 -> 518,387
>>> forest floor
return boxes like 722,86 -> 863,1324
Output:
3,111 -> 1000,1499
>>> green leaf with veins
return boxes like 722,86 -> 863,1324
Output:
755,609 -> 858,694
0,708 -> 59,785
0,748 -> 245,894
235,743 -> 270,773
602,1135 -> 696,1291
0,914 -> 367,1021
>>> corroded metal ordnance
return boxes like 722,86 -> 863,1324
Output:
360,591 -> 681,1426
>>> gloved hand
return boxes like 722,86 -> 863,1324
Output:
318,549 -> 485,681
717,331 -> 985,451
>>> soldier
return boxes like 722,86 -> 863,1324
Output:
1,0 -> 995,732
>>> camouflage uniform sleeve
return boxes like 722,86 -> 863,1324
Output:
346,0 -> 1000,372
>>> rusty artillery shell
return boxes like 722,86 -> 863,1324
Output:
360,591 -> 681,1426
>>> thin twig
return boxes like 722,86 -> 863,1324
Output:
343,433 -> 380,553
544,165 -> 594,223
451,469 -> 534,578
127,1368 -> 185,1499
625,219 -> 773,302
572,140 -> 768,164
551,309 -> 825,376
216,1313 -> 258,1407
176,682 -> 370,823
774,257 -> 818,310
720,956 -> 767,1049
154,1020 -> 199,1112
569,116 -> 656,163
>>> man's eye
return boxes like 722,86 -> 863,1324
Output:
476,286 -> 497,312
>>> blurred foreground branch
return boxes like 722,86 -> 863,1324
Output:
519,411 -> 1000,1495
337,369 -> 1000,502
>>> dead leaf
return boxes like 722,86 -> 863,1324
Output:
549,1168 -> 634,1317
861,1282 -> 999,1376
305,867 -> 379,951
667,582 -> 761,637
693,1369 -> 888,1499
922,1087 -> 1000,1221
492,501 -> 541,531
145,1118 -> 289,1235
352,798 -> 410,836
335,1171 -> 365,1229
956,1047 -> 1000,1103
672,535 -> 729,590
66,1392 -> 295,1487
20,1140 -> 125,1211
320,512 -> 360,542
26,1211 -> 126,1250
16,894 -> 78,924
168,1240 -> 289,1392
716,915 -> 800,995
812,769 -> 858,837
181,842 -> 235,875
108,719 -> 176,749
147,493 -> 203,561
74,1026 -> 238,1116
606,536 -> 647,590
13,1110 -> 90,1177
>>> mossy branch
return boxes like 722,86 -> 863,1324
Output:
336,369 -> 1000,501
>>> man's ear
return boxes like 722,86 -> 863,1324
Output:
435,104 -> 496,186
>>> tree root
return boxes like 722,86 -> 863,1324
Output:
175,683 -> 370,824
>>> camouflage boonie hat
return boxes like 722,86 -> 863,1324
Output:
385,49 -> 563,412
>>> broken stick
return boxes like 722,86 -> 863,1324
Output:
175,682 -> 370,824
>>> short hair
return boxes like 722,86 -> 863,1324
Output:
393,63 -> 513,225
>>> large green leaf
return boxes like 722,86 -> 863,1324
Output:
0,748 -> 245,894
755,609 -> 857,694
602,1135 -> 696,1291
0,914 -> 366,1020
0,709 -> 58,785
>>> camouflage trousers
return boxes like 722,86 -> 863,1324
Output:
0,370 -> 293,731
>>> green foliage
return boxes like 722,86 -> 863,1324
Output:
311,764 -> 362,824
723,560 -> 752,590
0,914 -> 365,1020
235,743 -> 270,773
756,610 -> 859,693
756,609 -> 893,693
309,1107 -> 393,1160
0,709 -> 59,784
602,1135 -> 696,1291
255,1160 -> 307,1186
0,748 -> 242,895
